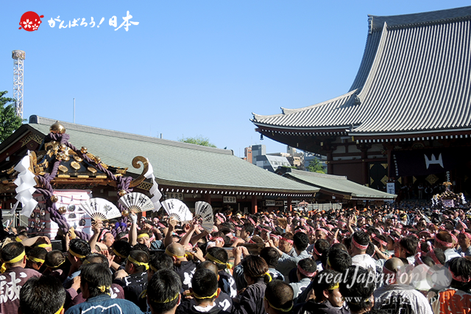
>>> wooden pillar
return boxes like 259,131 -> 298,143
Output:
204,194 -> 211,204
359,144 -> 371,186
384,143 -> 394,179
325,149 -> 333,174
287,196 -> 292,212
252,195 -> 258,214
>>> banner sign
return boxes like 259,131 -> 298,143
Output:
29,190 -> 92,238
392,148 -> 464,177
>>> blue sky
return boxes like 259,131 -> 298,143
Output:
1,1 -> 469,158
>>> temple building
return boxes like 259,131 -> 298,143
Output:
251,6 -> 471,199
0,116 -> 318,226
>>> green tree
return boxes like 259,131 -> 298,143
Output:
0,91 -> 23,143
307,158 -> 326,173
179,136 -> 217,148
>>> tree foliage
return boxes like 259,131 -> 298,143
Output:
0,91 -> 23,143
179,136 -> 217,148
307,158 -> 326,173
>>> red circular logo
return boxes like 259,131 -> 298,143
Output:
19,11 -> 44,32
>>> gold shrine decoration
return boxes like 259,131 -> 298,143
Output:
129,156 -> 149,188
381,175 -> 388,186
425,174 -> 439,185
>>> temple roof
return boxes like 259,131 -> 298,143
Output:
252,6 -> 471,138
17,116 -> 318,196
279,168 -> 396,200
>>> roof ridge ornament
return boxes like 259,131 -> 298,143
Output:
50,121 -> 66,134
368,16 -> 373,34
354,95 -> 361,105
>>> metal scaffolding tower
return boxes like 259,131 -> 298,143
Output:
12,50 -> 25,118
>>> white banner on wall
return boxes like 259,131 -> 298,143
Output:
29,190 -> 92,238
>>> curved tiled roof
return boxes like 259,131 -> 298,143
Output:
26,116 -> 318,195
281,168 -> 396,200
252,90 -> 359,130
252,6 -> 471,137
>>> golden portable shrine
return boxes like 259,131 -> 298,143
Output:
0,121 -> 159,240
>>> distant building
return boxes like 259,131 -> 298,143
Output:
248,144 -> 290,172
243,146 -> 253,163
245,144 -> 327,172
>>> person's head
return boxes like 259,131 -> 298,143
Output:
279,233 -> 294,254
26,246 -> 47,270
80,263 -> 113,299
323,248 -> 352,273
17,226 -> 28,234
448,257 -> 471,291
126,250 -> 150,274
44,250 -> 67,270
339,266 -> 375,313
425,247 -> 445,265
137,231 -> 151,248
143,219 -> 153,230
241,255 -> 270,285
371,234 -> 388,251
293,232 -> 309,252
315,229 -> 328,240
133,243 -> 151,256
147,269 -> 182,314
395,236 -> 419,258
434,231 -> 454,250
19,275 -> 66,314
1,242 -> 26,270
351,231 -> 370,254
111,240 -> 133,264
149,252 -> 174,277
101,231 -> 115,248
241,223 -> 254,239
312,269 -> 344,307
312,239 -> 330,260
165,243 -> 187,265
458,231 -> 471,250
83,253 -> 108,265
196,261 -> 219,276
116,232 -> 129,242
260,247 -> 280,268
68,238 -> 91,266
264,280 -> 294,314
383,257 -> 404,284
191,268 -> 219,304
205,247 -> 229,271
297,258 -> 317,280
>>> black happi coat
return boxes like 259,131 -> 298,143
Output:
232,278 -> 267,314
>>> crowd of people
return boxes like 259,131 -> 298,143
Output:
1,202 -> 471,314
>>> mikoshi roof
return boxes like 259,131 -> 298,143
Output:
22,116 -> 318,196
280,168 -> 396,200
252,6 -> 471,140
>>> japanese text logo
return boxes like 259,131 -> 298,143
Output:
19,11 -> 138,32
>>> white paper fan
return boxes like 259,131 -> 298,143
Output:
161,199 -> 193,222
118,192 -> 154,213
195,201 -> 214,232
79,198 -> 121,220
